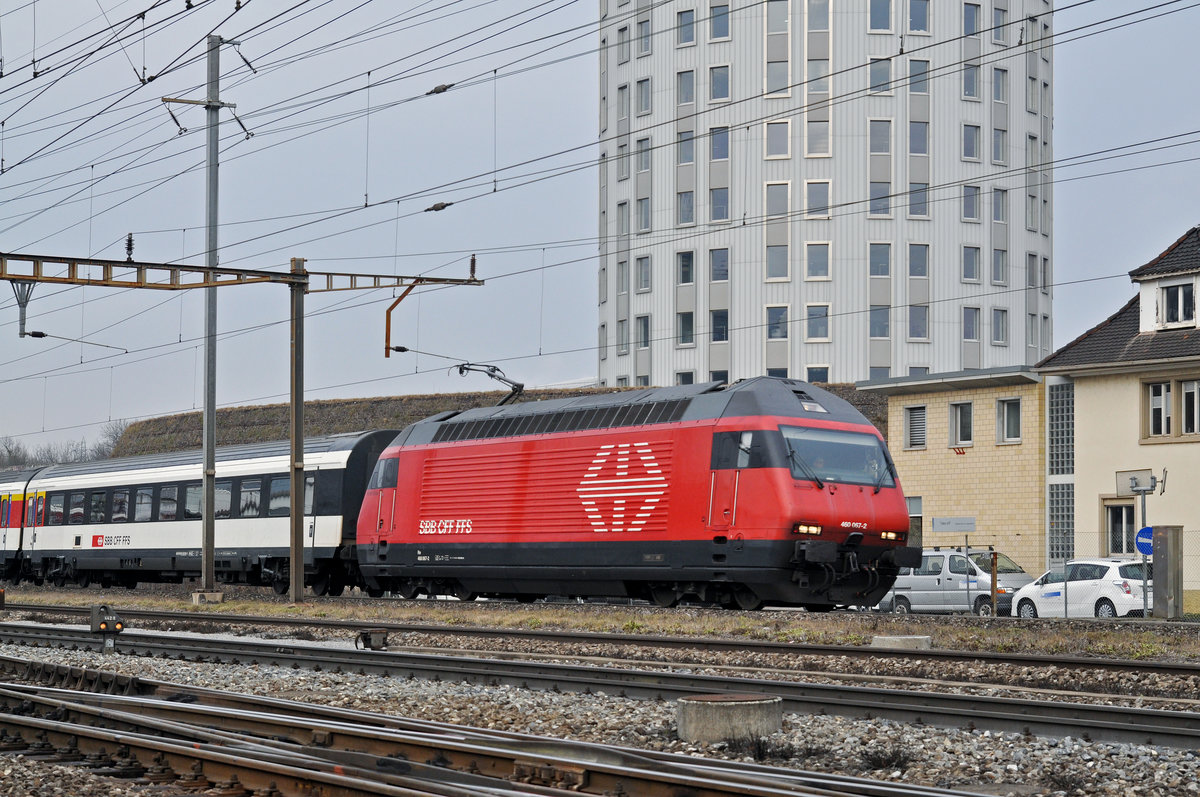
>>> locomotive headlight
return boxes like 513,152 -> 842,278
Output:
880,531 -> 905,541
793,523 -> 822,535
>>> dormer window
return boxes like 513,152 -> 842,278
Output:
1162,282 -> 1194,326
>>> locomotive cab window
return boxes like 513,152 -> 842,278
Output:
710,430 -> 784,469
780,425 -> 895,488
368,457 -> 399,490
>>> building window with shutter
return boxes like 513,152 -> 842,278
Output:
904,405 -> 926,449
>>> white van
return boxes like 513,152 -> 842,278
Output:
877,548 -> 1035,616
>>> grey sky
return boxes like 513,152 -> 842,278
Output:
1,1 -> 1197,452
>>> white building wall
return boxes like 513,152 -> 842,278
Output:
598,0 -> 1054,386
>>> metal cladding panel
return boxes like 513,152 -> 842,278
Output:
412,430 -> 686,541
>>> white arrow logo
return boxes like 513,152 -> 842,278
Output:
577,442 -> 668,532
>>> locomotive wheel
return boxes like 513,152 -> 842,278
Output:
52,575 -> 66,588
394,583 -> 419,600
451,585 -> 477,602
365,586 -> 385,598
272,580 -> 289,596
327,582 -> 346,597
79,573 -> 93,588
311,572 -> 332,597
650,586 -> 679,608
731,587 -> 763,611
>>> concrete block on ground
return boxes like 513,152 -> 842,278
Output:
677,693 -> 782,743
870,634 -> 932,650
192,591 -> 224,605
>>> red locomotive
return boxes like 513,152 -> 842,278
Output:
358,377 -> 918,610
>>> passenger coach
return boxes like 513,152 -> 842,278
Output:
4,431 -> 394,593
358,377 -> 919,609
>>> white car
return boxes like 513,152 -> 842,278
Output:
1012,558 -> 1152,619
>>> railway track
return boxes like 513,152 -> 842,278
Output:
2,620 -> 1199,749
0,655 -> 997,797
10,601 -> 1200,679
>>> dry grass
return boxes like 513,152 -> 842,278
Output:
7,586 -> 1200,660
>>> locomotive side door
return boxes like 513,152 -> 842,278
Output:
708,431 -> 751,531
361,456 -> 399,551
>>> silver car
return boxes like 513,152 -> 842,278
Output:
878,549 -> 1034,616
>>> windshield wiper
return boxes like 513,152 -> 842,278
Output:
872,458 -> 895,494
786,443 -> 824,489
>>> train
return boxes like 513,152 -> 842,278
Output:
0,377 -> 919,609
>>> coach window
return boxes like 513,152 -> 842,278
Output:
269,476 -> 290,517
184,484 -> 203,520
47,495 -> 64,525
159,486 -> 178,521
239,479 -> 262,518
0,497 -> 7,526
68,493 -> 85,524
305,474 -> 316,515
215,480 -> 232,519
88,492 -> 106,524
134,488 -> 153,521
112,490 -> 129,523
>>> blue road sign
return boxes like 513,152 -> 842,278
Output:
1135,527 -> 1154,557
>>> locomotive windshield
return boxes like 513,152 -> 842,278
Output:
780,425 -> 896,489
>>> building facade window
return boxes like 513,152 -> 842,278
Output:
1184,380 -> 1199,435
962,185 -> 980,220
710,4 -> 730,38
767,306 -> 789,339
963,3 -> 980,35
905,405 -> 927,448
806,181 -> 830,216
635,315 -> 650,349
710,248 -> 730,281
808,0 -> 829,30
806,120 -> 830,155
1148,381 -> 1171,436
711,309 -> 729,342
807,365 -> 829,382
997,397 -> 1021,442
617,319 -> 629,353
869,305 -> 890,338
766,244 -> 789,279
677,130 -> 695,164
909,121 -> 928,155
909,0 -> 928,32
870,119 -> 891,153
677,10 -> 695,44
637,19 -> 651,55
993,128 -> 1007,163
710,187 -> 730,221
992,308 -> 1008,345
908,183 -> 929,216
869,59 -> 891,92
637,197 -> 651,231
951,402 -> 973,446
766,121 -> 789,157
992,249 -> 1008,285
806,304 -> 830,339
869,182 -> 891,216
993,68 -> 1008,102
963,124 -> 980,159
963,64 -> 979,98
677,251 -> 694,284
963,306 -> 980,341
806,242 -> 829,279
807,59 -> 829,92
710,126 -> 730,160
767,0 -> 789,33
711,369 -> 729,383
908,304 -> 929,338
617,26 -> 630,62
636,78 -> 651,113
909,59 -> 930,92
908,243 -> 929,277
870,243 -> 890,276
1107,504 -> 1135,556
677,311 -> 694,345
1162,283 -> 1195,325
636,255 -> 651,291
677,70 -> 695,104
993,188 -> 1008,222
636,137 -> 651,172
962,246 -> 980,281
710,65 -> 730,100
870,0 -> 891,30
677,191 -> 695,224
766,61 -> 789,94
676,371 -> 695,385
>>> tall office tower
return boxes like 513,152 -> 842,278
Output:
596,1 -> 1053,386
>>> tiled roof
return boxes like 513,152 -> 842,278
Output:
1037,295 -> 1200,371
1129,225 -> 1200,280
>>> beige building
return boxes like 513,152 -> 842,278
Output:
1037,226 -> 1199,577
859,368 -> 1047,575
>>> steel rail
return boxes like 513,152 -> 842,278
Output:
8,601 -> 1199,679
1,622 -> 1198,749
0,673 -> 994,797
